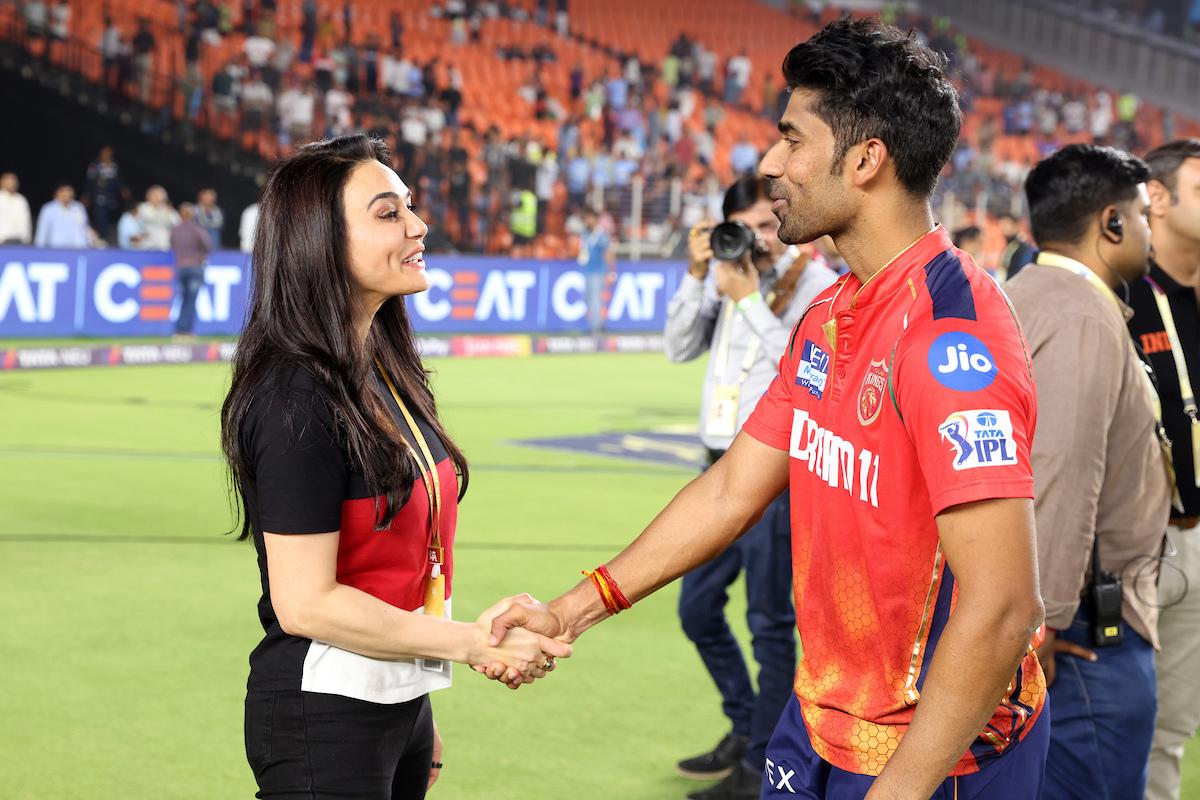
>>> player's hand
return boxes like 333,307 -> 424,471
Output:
471,595 -> 571,689
714,252 -> 760,302
687,221 -> 715,279
1034,629 -> 1097,686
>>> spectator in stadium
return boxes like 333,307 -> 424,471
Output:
239,69 -> 274,133
487,18 -> 1051,799
219,135 -> 568,800
34,184 -> 90,248
997,211 -> 1036,279
48,0 -> 69,44
951,225 -> 986,271
23,0 -> 47,50
170,203 -> 212,339
116,201 -> 145,250
1006,143 -> 1170,800
99,17 -> 123,92
276,76 -> 315,145
243,24 -> 276,69
131,19 -> 155,103
195,188 -> 224,249
576,208 -> 614,335
137,185 -> 180,251
664,174 -> 835,800
1127,138 -> 1200,800
724,50 -> 752,105
239,201 -> 258,253
510,183 -> 538,258
83,146 -> 126,246
729,137 -> 759,176
0,172 -> 32,244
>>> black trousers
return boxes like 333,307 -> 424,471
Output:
245,690 -> 434,799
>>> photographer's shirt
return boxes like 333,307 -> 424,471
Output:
1006,257 -> 1169,647
664,246 -> 837,450
743,227 -> 1043,776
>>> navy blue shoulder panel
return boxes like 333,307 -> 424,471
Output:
924,250 -> 977,322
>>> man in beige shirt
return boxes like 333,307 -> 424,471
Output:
1006,143 -> 1172,799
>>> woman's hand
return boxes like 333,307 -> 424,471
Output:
427,718 -> 443,790
469,595 -> 571,689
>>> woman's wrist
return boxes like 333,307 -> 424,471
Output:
455,619 -> 492,666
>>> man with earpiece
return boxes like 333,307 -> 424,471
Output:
1006,144 -> 1174,799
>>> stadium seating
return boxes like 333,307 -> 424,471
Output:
2,0 -> 1197,263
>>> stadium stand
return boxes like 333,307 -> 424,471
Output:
0,0 -> 1197,266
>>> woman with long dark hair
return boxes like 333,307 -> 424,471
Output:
221,134 -> 568,799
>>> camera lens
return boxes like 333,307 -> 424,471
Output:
710,220 -> 756,262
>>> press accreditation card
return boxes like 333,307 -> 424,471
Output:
705,384 -> 741,439
420,566 -> 448,673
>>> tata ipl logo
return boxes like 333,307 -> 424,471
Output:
938,409 -> 1018,470
927,331 -> 997,391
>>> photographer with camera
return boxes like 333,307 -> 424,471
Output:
663,173 -> 836,800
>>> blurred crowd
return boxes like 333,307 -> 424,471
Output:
0,146 -> 257,252
2,0 -> 1197,265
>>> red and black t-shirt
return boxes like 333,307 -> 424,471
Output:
240,364 -> 458,703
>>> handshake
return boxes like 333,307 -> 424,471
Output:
469,593 -> 574,690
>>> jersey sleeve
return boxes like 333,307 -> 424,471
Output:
242,370 -> 348,534
892,306 -> 1037,515
742,326 -> 800,451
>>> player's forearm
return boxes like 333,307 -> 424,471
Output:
550,464 -> 764,641
866,594 -> 1042,799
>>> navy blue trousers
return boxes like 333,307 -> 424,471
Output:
762,694 -> 1050,798
679,485 -> 796,771
1042,607 -> 1157,799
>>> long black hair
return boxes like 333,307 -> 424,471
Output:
221,134 -> 469,540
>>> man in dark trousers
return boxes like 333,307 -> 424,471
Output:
1128,138 -> 1200,800
83,145 -> 126,245
1006,144 -> 1171,799
170,202 -> 212,339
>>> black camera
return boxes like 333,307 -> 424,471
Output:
709,220 -> 767,262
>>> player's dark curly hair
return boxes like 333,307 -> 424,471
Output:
1024,143 -> 1150,247
781,16 -> 961,198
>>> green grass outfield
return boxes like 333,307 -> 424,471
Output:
1,352 -> 1196,799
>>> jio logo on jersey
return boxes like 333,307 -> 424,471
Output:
927,332 -> 997,391
938,409 -> 1018,470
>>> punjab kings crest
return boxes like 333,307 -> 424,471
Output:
858,359 -> 888,426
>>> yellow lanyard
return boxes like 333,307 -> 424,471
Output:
1036,252 -> 1123,313
1148,278 -> 1200,488
374,359 -> 443,566
713,302 -> 763,386
1037,253 -> 1182,502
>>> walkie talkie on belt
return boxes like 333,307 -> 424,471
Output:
1087,535 -> 1124,647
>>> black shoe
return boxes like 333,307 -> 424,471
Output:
676,732 -> 750,781
685,764 -> 760,800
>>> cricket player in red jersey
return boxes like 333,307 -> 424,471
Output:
486,18 -> 1048,799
